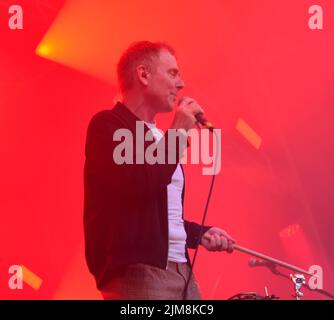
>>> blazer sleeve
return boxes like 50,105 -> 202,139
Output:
184,220 -> 212,249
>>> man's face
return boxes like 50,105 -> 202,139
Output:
146,50 -> 185,113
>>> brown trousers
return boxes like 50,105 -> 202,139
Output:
101,261 -> 202,300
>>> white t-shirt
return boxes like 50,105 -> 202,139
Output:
145,122 -> 187,263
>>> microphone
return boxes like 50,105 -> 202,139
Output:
194,112 -> 214,131
248,258 -> 271,268
248,258 -> 278,273
177,97 -> 214,131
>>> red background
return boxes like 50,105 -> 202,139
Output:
0,0 -> 333,299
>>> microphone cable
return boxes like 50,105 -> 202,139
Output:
182,128 -> 220,300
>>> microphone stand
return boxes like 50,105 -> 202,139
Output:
233,244 -> 334,300
256,260 -> 334,300
235,244 -> 314,276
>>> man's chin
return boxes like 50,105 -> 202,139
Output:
160,104 -> 174,113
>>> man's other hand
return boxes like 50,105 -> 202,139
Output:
201,227 -> 236,253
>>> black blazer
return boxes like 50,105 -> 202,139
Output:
84,102 -> 210,290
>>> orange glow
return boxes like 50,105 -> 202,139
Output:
36,44 -> 53,57
20,265 -> 43,290
35,0 -> 200,83
236,118 -> 262,149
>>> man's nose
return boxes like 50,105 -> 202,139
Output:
176,78 -> 185,90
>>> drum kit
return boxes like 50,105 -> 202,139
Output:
226,244 -> 334,300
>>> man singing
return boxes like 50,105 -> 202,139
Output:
84,41 -> 235,300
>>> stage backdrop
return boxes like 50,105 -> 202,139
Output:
0,0 -> 333,299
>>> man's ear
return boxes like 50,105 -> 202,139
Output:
136,65 -> 150,86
